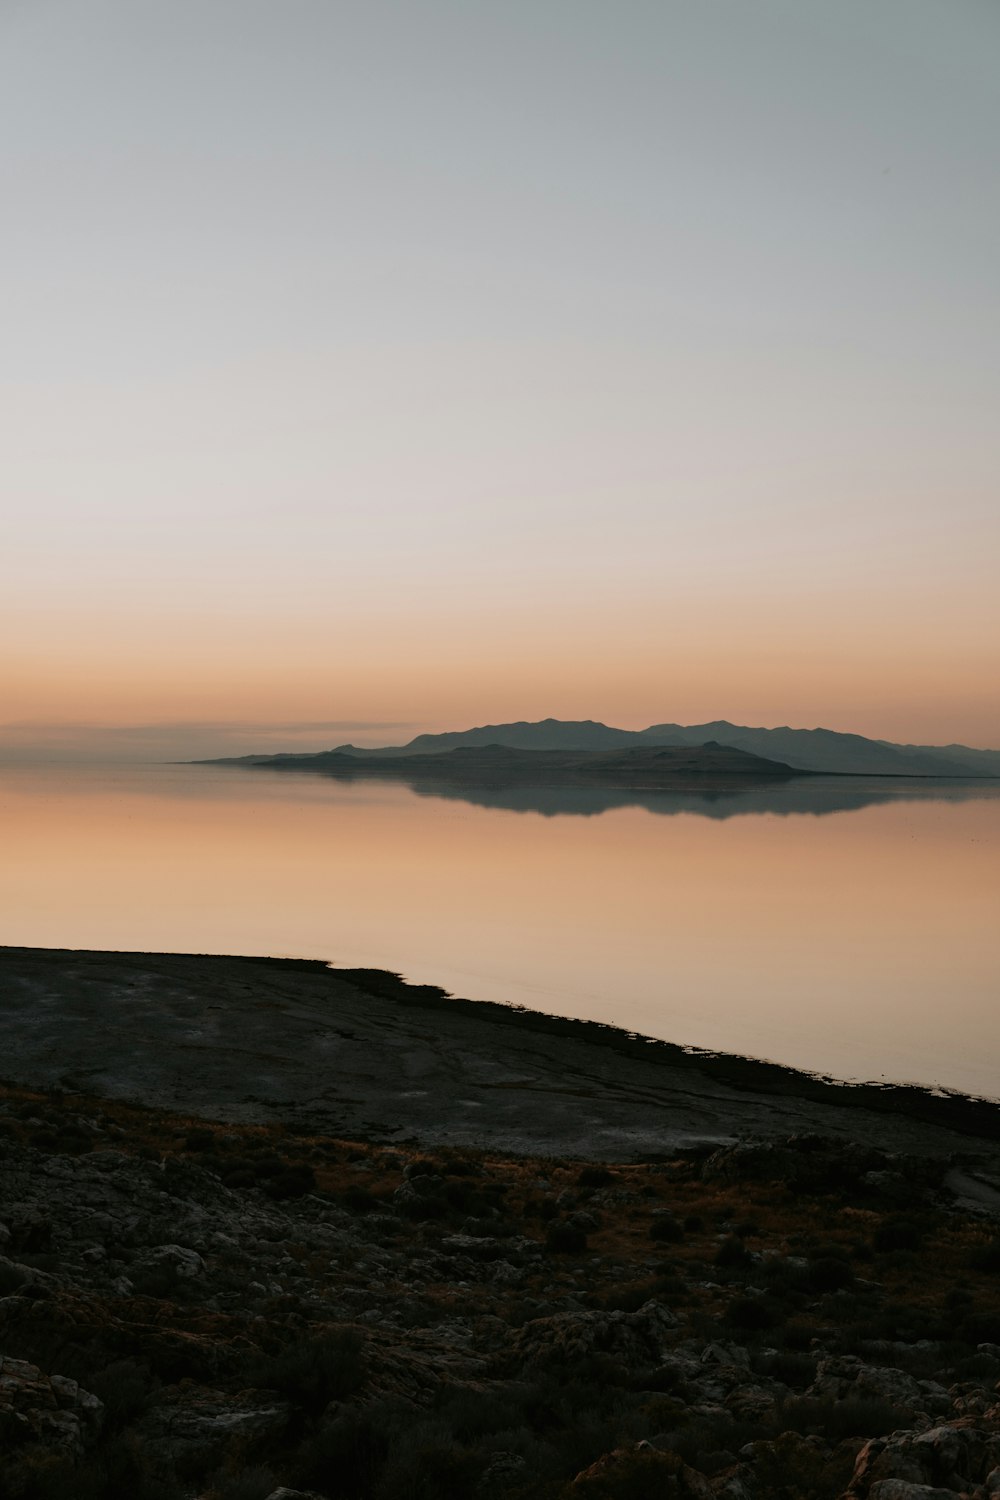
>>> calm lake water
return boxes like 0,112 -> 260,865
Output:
2,762 -> 999,1097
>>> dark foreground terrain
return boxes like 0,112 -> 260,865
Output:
4,949 -> 1000,1500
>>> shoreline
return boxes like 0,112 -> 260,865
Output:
3,945 -> 1000,1175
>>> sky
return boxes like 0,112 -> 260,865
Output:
2,0 -> 998,760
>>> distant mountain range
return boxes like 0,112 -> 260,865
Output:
224,717 -> 1000,778
237,741 -> 801,790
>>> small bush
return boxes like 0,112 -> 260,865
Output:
185,1128 -> 216,1153
649,1214 -> 683,1244
780,1319 -> 822,1351
545,1222 -> 587,1255
714,1236 -> 752,1270
959,1310 -> 1000,1345
782,1392 -> 914,1443
725,1296 -> 783,1332
969,1238 -> 1000,1273
245,1328 -> 366,1415
341,1184 -> 380,1213
262,1163 -> 316,1200
873,1218 -> 923,1252
807,1256 -> 855,1292
88,1359 -> 159,1430
222,1168 -> 256,1190
211,1466 -> 278,1500
577,1166 -> 615,1189
0,1261 -> 29,1295
752,1349 -> 817,1389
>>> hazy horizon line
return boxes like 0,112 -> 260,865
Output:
2,712 -> 999,763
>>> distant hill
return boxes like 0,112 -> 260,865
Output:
318,718 -> 1000,777
634,722 -> 992,776
344,718 -> 639,755
246,741 -> 802,788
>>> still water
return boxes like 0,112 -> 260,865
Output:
2,762 -> 998,1097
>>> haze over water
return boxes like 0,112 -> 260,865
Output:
3,762 -> 998,1100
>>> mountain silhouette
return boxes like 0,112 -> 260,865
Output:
245,741 -> 802,788
305,717 -> 1000,777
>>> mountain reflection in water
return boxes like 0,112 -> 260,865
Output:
399,774 -> 997,819
2,762 -> 998,1098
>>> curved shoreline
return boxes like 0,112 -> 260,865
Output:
2,945 -> 1000,1174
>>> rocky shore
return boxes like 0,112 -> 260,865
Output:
3,948 -> 1000,1169
3,947 -> 1000,1499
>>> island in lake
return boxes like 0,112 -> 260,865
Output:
207,739 -> 804,791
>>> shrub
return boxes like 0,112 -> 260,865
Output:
725,1295 -> 783,1332
341,1184 -> 380,1213
88,1359 -> 159,1430
873,1218 -> 923,1252
959,1310 -> 1000,1345
649,1214 -> 683,1244
780,1319 -> 822,1351
0,1260 -> 29,1294
222,1168 -> 256,1190
210,1467 -> 278,1500
244,1328 -> 366,1416
782,1392 -> 914,1442
545,1222 -> 587,1255
749,1429 -> 856,1500
969,1238 -> 1000,1273
553,1447 -> 689,1499
577,1166 -> 615,1188
713,1236 -> 752,1270
262,1163 -> 316,1200
443,1157 -> 481,1177
751,1349 -> 817,1389
185,1128 -> 216,1153
807,1256 -> 855,1292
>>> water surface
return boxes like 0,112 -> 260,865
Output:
2,762 -> 998,1097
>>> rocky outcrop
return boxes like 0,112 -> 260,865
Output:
510,1299 -> 679,1369
0,1352 -> 103,1456
3,1083 -> 1000,1498
845,1421 -> 1000,1496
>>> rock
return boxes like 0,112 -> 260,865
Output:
848,1423 -> 1000,1495
0,1352 -> 104,1455
809,1355 -> 925,1412
478,1450 -> 528,1492
263,1490 -> 327,1500
861,1171 -> 914,1204
491,1260 -> 522,1284
714,1474 -> 755,1500
440,1233 -> 506,1261
511,1300 -> 678,1368
134,1243 -> 206,1279
867,1484 -> 959,1499
6,1210 -> 53,1253
700,1342 -> 751,1369
568,1210 -> 600,1232
568,1446 -> 712,1496
136,1389 -> 289,1472
701,1136 -> 942,1200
